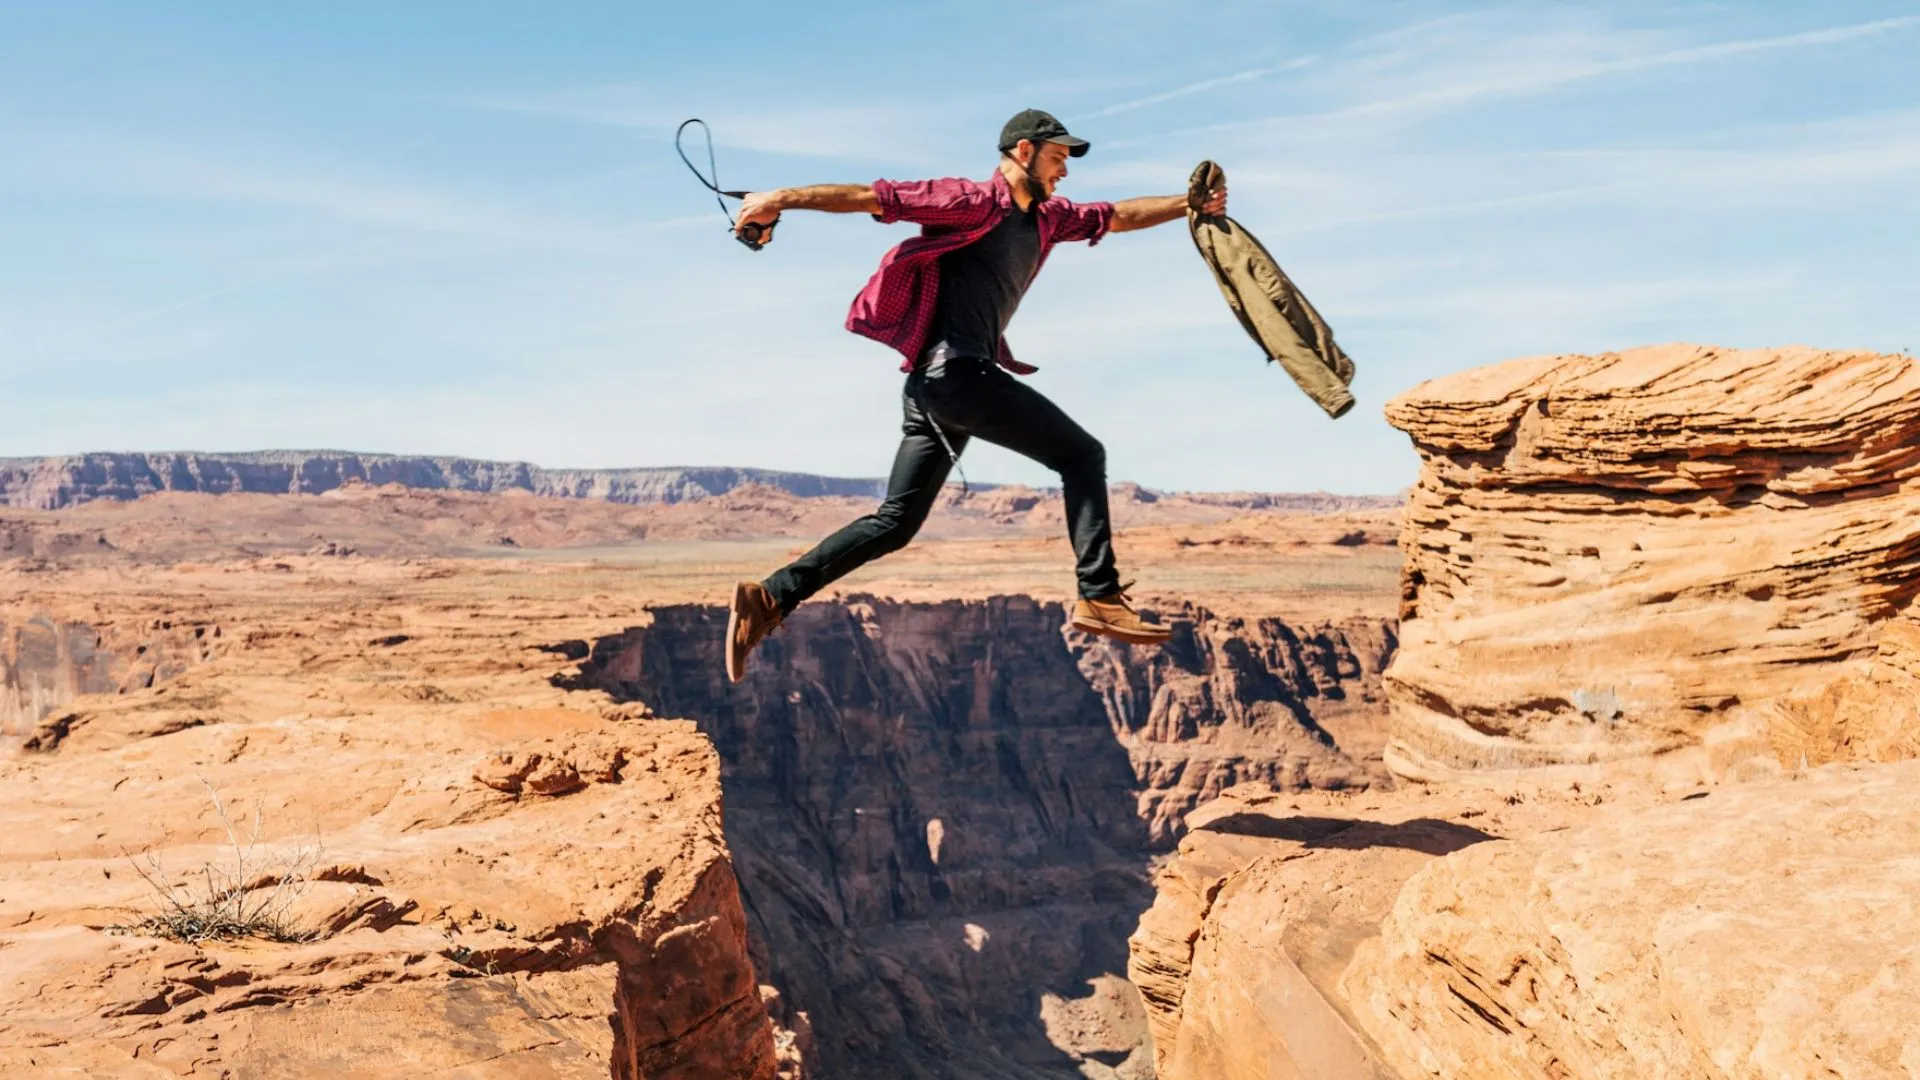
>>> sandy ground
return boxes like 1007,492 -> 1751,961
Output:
2,487 -> 1403,624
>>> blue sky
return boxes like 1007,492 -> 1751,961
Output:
4,2 -> 1917,494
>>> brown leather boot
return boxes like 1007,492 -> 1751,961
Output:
725,581 -> 784,683
1069,583 -> 1171,645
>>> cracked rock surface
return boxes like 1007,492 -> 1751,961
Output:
0,558 -> 778,1079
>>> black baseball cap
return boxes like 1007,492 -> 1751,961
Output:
997,108 -> 1090,157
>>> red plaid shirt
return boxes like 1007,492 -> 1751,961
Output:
846,169 -> 1114,375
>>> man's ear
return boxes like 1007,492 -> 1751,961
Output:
1016,138 -> 1036,167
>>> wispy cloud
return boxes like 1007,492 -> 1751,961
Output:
1632,13 -> 1920,66
46,205 -> 716,363
1334,12 -> 1920,122
1115,12 -> 1920,146
1526,106 -> 1920,199
0,130 -> 717,367
1081,55 -> 1319,119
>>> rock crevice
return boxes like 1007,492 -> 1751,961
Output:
567,594 -> 1394,1078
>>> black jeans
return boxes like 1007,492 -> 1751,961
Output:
762,352 -> 1120,614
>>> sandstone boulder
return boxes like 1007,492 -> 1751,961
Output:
1345,762 -> 1920,1078
1132,763 -> 1920,1079
1383,344 -> 1920,776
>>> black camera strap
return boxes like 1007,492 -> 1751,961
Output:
675,118 -> 776,250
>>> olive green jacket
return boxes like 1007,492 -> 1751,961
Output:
1187,161 -> 1355,419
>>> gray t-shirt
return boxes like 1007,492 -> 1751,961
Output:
927,204 -> 1040,360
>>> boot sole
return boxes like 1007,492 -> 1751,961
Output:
1070,616 -> 1171,646
725,582 -> 749,683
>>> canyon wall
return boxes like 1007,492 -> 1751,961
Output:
0,564 -> 787,1079
0,616 -> 203,749
568,595 -> 1395,1078
1768,596 -> 1920,767
1125,342 -> 1920,1079
1382,343 -> 1920,776
0,452 -> 1404,513
0,452 -> 889,510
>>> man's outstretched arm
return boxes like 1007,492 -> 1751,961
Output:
1109,183 -> 1229,233
737,178 -> 996,238
734,185 -> 879,236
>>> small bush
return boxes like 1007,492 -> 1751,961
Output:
111,780 -> 322,945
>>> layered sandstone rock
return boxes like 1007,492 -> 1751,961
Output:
1,718 -> 773,1079
1383,344 -> 1920,776
1132,763 -> 1920,1079
1346,762 -> 1920,1078
1768,598 -> 1920,766
0,564 -> 779,1079
1128,782 -> 1518,1080
570,595 -> 1395,1078
1128,343 -> 1920,1078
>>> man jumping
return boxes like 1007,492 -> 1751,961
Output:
724,108 -> 1227,683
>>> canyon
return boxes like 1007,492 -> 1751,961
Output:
7,343 -> 1920,1078
1,480 -> 1397,1077
566,595 -> 1390,1077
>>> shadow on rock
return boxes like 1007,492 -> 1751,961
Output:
1195,813 -> 1496,856
559,595 -> 1158,1079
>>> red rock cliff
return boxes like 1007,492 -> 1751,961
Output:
569,594 -> 1394,1078
0,573 -> 781,1079
1382,343 -> 1920,777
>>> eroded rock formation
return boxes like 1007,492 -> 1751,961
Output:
569,595 -> 1394,1078
1127,342 -> 1920,1079
1383,343 -> 1920,776
1,616 -> 202,749
1131,763 -> 1920,1079
1345,761 -> 1920,1078
3,711 -> 775,1078
0,562 -> 782,1079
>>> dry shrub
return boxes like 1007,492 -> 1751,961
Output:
111,780 -> 322,945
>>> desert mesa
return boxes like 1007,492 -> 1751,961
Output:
5,344 -> 1919,1078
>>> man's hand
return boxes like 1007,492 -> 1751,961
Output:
734,191 -> 784,238
1195,181 -> 1228,217
1186,162 -> 1229,218
736,184 -> 880,235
